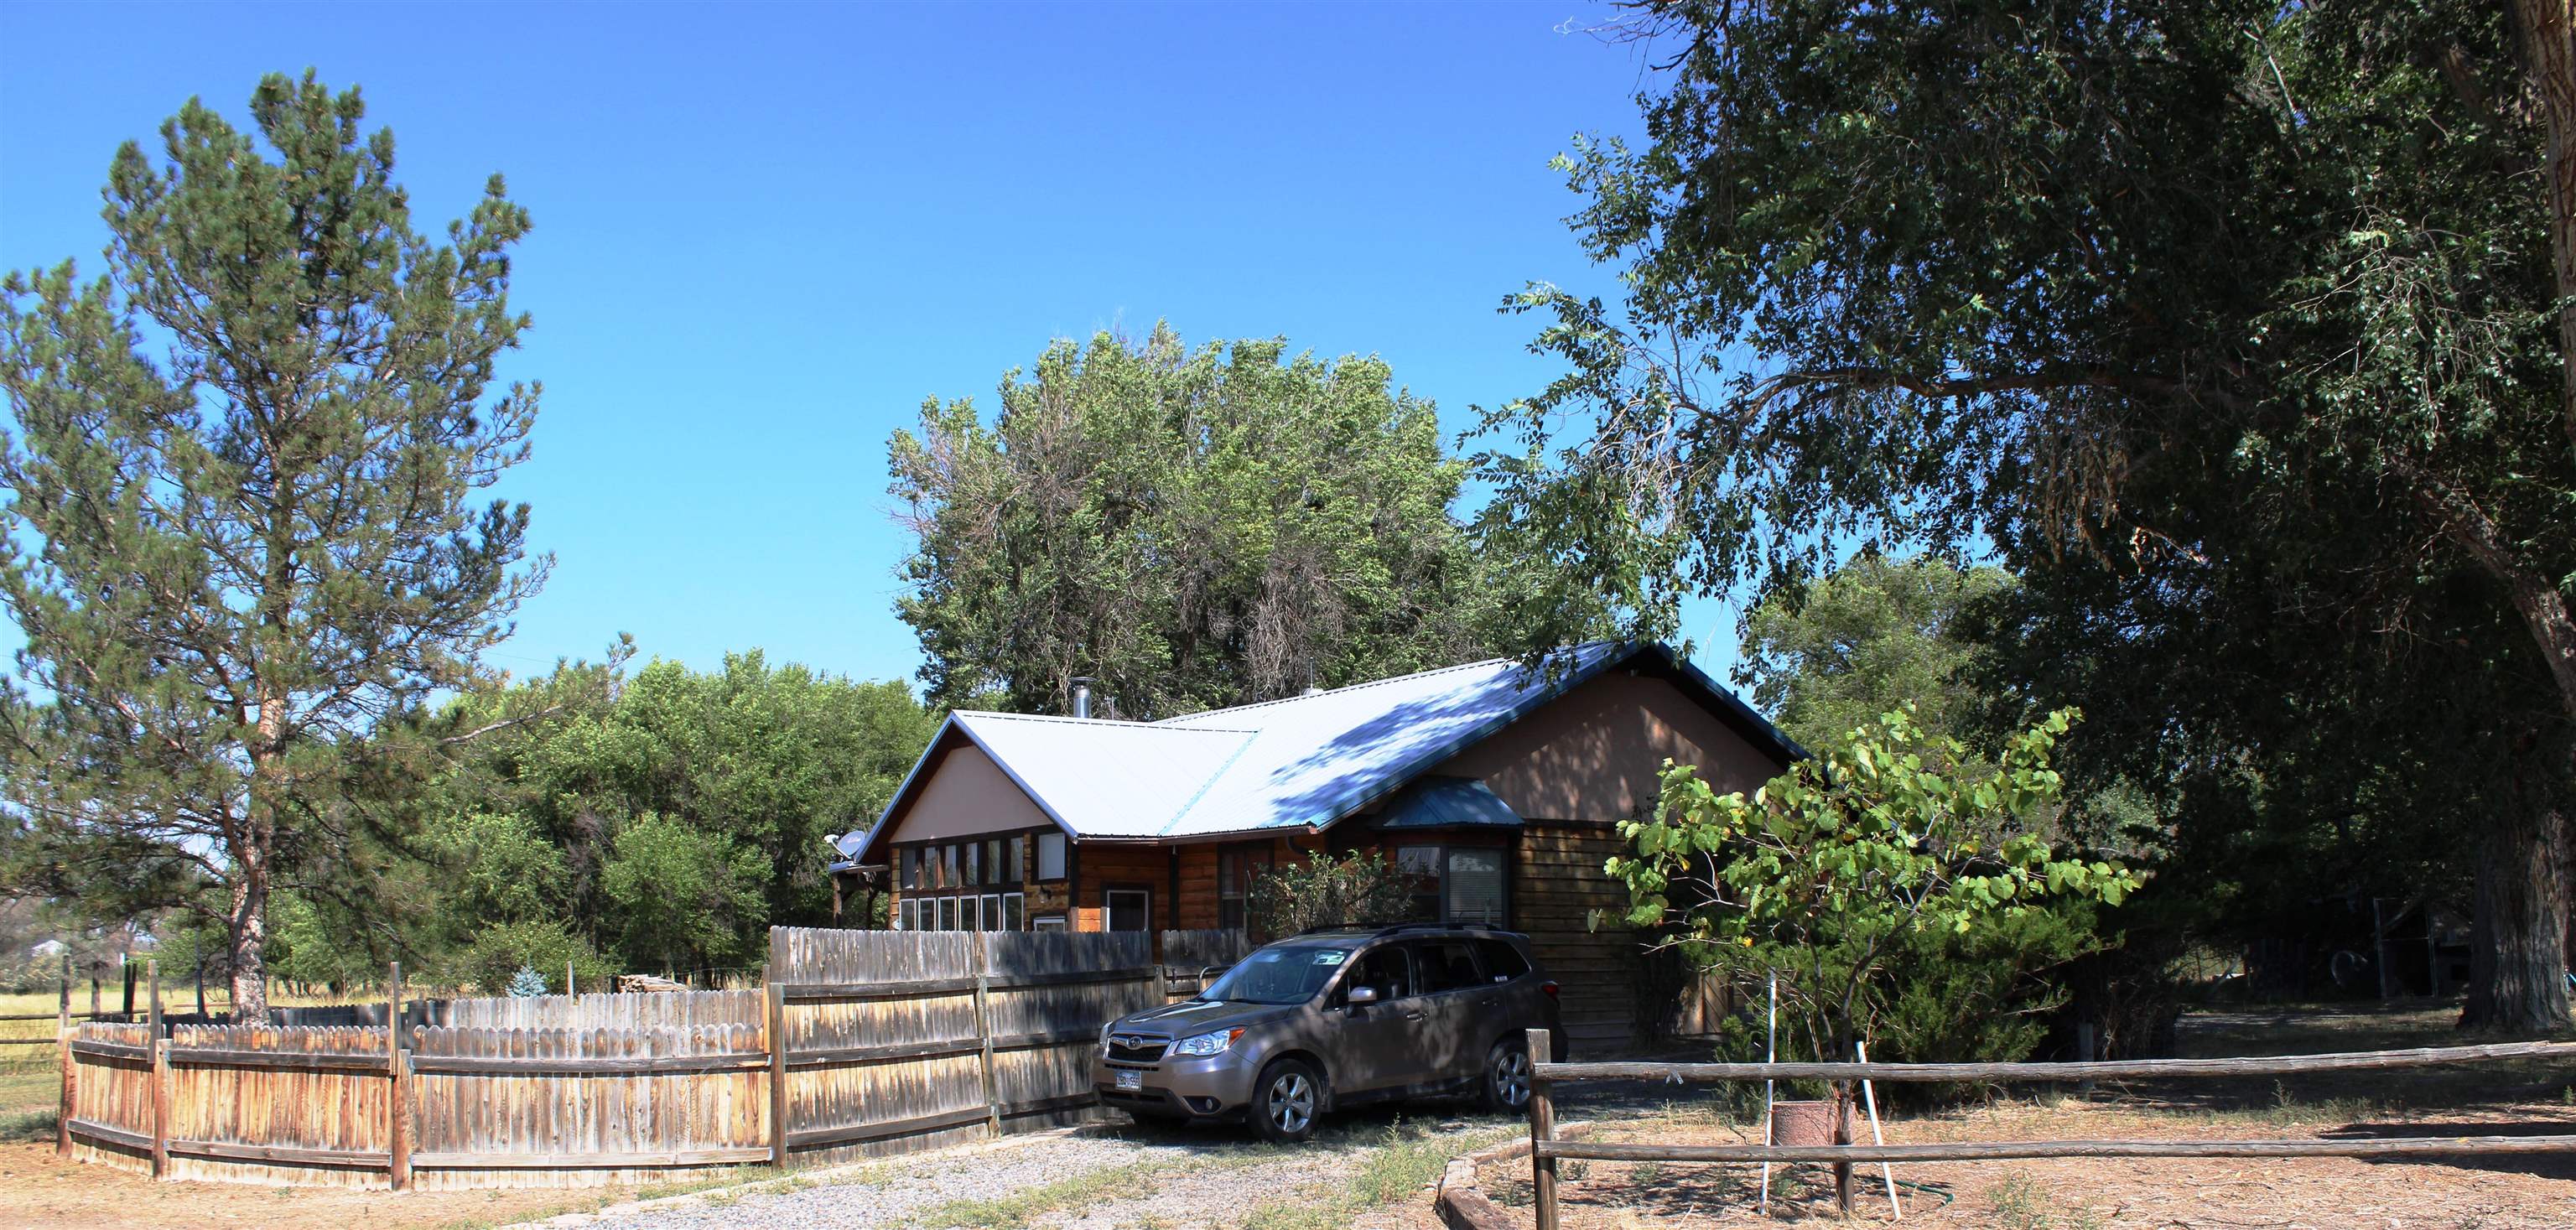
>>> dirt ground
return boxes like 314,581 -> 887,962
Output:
1439,1003 -> 2576,1230
0,1139 -> 682,1230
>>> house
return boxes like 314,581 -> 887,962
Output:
833,641 -> 1801,1053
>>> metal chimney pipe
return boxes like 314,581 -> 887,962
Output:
1070,677 -> 1094,719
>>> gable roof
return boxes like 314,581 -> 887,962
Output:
853,641 -> 1800,865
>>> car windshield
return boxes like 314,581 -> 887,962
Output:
1195,944 -> 1353,1005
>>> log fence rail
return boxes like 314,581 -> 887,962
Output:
1520,1028 -> 2576,1230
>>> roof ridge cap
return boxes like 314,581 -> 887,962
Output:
959,710 -> 1257,733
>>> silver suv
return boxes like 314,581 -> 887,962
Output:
1091,924 -> 1566,1143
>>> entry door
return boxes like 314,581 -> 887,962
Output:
1105,887 -> 1151,932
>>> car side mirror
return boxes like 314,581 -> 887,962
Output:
1347,985 -> 1380,1008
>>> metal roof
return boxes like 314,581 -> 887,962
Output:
1367,776 -> 1524,830
852,641 -> 1799,865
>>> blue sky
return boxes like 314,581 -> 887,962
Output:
0,0 -> 1751,693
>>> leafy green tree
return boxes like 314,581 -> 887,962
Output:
0,73 -> 544,1020
1738,556 -> 2012,751
891,324 -> 1525,719
1481,0 -> 2576,1029
1609,707 -> 2136,1067
428,650 -> 937,966
600,812 -> 768,978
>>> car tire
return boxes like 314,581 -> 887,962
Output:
1480,1038 -> 1534,1114
1248,1057 -> 1324,1144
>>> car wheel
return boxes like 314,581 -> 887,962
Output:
1480,1039 -> 1533,1114
1249,1058 -> 1323,1144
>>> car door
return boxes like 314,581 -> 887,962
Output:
1472,937 -> 1544,1053
1405,938 -> 1490,1084
1326,942 -> 1423,1093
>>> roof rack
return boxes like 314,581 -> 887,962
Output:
1290,921 -> 1511,939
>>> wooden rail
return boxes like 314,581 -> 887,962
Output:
1538,1041 -> 2576,1085
1539,1134 -> 2576,1163
1519,1028 -> 2576,1230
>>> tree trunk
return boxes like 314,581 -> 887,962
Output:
2462,737 -> 2573,1031
2510,0 -> 2576,453
227,863 -> 271,1023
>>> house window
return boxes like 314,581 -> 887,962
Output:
938,895 -> 958,931
1033,915 -> 1067,932
982,893 -> 1002,930
901,849 -> 922,890
959,895 -> 981,931
1007,837 -> 1025,883
984,839 -> 1004,885
1389,843 -> 1508,925
1036,832 -> 1067,880
943,843 -> 961,889
1105,888 -> 1150,932
1395,845 -> 1441,921
1005,892 -> 1025,931
1218,843 -> 1274,932
1446,849 -> 1507,924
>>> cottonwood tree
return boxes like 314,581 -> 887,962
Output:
892,324 -> 1524,719
0,73 -> 546,1020
1483,0 -> 2576,1028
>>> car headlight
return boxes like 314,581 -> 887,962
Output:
1171,1027 -> 1244,1058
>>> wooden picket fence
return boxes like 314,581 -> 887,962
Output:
58,926 -> 1168,1190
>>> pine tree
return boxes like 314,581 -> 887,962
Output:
0,72 -> 546,1021
506,964 -> 548,999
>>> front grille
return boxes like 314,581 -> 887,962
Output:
1105,1034 -> 1168,1064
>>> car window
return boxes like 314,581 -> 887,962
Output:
1411,940 -> 1483,994
1197,945 -> 1353,1005
1474,939 -> 1529,982
1338,944 -> 1413,1004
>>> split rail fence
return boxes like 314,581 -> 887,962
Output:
1519,1029 -> 2576,1228
58,926 -> 1185,1189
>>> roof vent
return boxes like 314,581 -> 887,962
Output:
1070,678 -> 1094,719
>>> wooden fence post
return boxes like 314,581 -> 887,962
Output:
387,960 -> 410,1191
57,952 -> 69,1031
1834,1080 -> 1854,1214
55,1027 -> 73,1159
148,958 -> 167,1179
972,932 -> 1001,1137
1527,1028 -> 1557,1230
766,929 -> 790,1170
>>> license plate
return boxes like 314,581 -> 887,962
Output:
1114,1069 -> 1143,1090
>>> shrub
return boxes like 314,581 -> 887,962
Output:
1246,852 -> 1415,938
1612,706 -> 2137,1077
449,919 -> 617,995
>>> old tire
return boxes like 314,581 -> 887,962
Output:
1480,1039 -> 1533,1113
1249,1057 -> 1323,1144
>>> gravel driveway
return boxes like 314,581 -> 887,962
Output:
569,1104 -> 1527,1230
